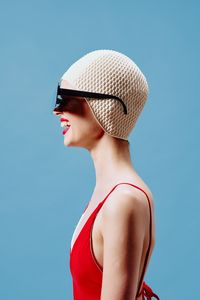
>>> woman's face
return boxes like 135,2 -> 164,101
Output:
53,79 -> 104,148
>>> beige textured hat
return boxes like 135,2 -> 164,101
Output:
61,49 -> 149,141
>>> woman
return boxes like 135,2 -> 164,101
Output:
53,49 -> 160,300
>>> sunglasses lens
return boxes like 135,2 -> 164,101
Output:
52,84 -> 68,112
52,83 -> 86,114
54,95 -> 75,113
54,102 -> 66,112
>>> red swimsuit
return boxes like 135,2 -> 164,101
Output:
70,182 -> 160,300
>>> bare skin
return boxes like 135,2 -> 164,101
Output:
53,79 -> 156,300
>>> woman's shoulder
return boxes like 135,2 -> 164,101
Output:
113,173 -> 154,207
100,177 -> 156,248
101,177 -> 153,217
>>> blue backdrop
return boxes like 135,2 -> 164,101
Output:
0,1 -> 199,299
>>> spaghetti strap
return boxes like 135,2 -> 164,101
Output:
115,183 -> 160,300
109,182 -> 152,298
88,181 -> 153,296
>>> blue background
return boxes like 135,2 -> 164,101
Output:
0,1 -> 199,299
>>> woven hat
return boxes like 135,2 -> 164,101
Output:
61,49 -> 149,141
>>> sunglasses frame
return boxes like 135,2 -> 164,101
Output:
54,83 -> 128,115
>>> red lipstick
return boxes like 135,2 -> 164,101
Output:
60,118 -> 69,122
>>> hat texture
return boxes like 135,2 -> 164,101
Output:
61,49 -> 149,141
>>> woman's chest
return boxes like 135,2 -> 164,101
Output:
70,198 -> 104,252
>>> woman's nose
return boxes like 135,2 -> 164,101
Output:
52,109 -> 62,116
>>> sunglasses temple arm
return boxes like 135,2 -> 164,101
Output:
113,97 -> 127,114
57,88 -> 128,114
71,90 -> 128,114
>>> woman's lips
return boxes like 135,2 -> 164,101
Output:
60,117 -> 71,135
61,118 -> 69,122
63,125 -> 71,135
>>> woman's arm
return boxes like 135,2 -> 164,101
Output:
100,189 -> 148,300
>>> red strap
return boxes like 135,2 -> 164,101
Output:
142,281 -> 160,300
124,184 -> 152,297
115,183 -> 159,299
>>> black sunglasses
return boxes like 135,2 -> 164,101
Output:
54,83 -> 128,114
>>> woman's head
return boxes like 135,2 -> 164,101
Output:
53,49 -> 148,148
